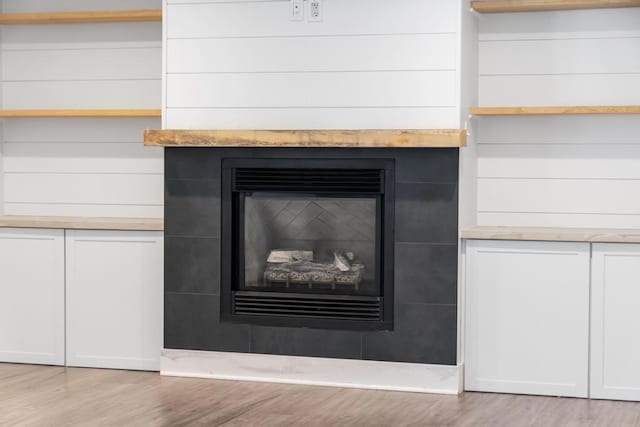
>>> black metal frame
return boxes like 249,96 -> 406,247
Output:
221,158 -> 395,331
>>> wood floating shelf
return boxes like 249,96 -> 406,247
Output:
0,9 -> 162,25
471,0 -> 640,13
144,129 -> 467,148
0,109 -> 161,118
0,216 -> 164,231
469,105 -> 640,116
462,225 -> 640,244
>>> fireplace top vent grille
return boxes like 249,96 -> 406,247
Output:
233,168 -> 383,194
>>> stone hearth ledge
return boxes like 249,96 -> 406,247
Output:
161,349 -> 463,394
143,129 -> 467,148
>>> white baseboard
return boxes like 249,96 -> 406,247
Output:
161,349 -> 463,394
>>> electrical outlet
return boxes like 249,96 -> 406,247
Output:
308,0 -> 322,22
289,0 -> 303,21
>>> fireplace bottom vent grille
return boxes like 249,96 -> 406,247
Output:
233,291 -> 382,321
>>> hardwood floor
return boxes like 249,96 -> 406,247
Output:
1,363 -> 640,426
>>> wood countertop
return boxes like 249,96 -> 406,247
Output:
143,129 -> 467,148
462,226 -> 640,244
0,216 -> 163,231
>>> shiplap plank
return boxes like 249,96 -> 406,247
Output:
3,80 -> 160,109
2,118 -> 159,142
167,34 -> 456,74
478,212 -> 640,229
479,74 -> 640,106
480,38 -> 640,75
1,23 -> 161,50
3,203 -> 163,218
167,0 -> 457,39
478,144 -> 640,179
167,71 -> 456,108
0,109 -> 161,118
478,179 -> 640,215
0,149 -> 4,213
478,8 -> 640,41
4,173 -> 163,205
165,107 -> 459,129
3,143 -> 163,174
475,116 -> 640,144
3,48 -> 161,81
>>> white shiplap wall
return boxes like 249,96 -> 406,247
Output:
476,8 -> 640,228
164,0 -> 463,129
0,0 -> 162,218
0,133 -> 3,214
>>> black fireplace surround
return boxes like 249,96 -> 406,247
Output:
165,147 -> 458,365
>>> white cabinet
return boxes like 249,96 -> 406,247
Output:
591,243 -> 640,401
0,227 -> 162,370
0,228 -> 65,365
464,240 -> 590,398
65,230 -> 163,371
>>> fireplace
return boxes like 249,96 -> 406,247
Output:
164,147 -> 458,365
221,158 -> 394,330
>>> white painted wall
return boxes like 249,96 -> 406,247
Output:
164,0 -> 463,129
476,8 -> 640,228
0,0 -> 162,218
0,129 -> 3,215
0,1 -> 4,215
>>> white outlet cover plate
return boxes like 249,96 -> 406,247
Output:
290,0 -> 303,21
308,0 -> 322,22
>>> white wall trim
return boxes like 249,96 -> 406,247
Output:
0,0 -> 4,216
162,349 -> 463,395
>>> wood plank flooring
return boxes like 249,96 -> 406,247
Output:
1,363 -> 640,426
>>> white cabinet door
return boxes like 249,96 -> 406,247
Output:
464,240 -> 590,398
0,228 -> 64,365
591,243 -> 640,401
65,230 -> 163,371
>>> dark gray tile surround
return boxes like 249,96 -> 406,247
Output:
165,148 -> 459,365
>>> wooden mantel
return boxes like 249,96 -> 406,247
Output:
143,129 -> 467,148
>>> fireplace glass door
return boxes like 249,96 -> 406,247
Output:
243,195 -> 379,296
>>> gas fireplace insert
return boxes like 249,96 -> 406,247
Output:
221,158 -> 395,330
